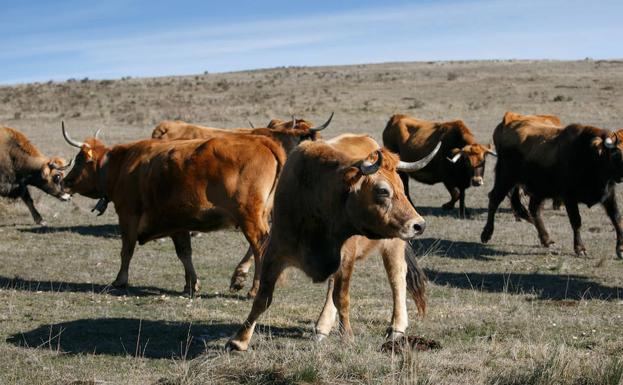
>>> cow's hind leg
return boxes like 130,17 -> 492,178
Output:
481,164 -> 514,243
381,239 -> 409,340
171,231 -> 200,296
226,242 -> 286,351
529,196 -> 554,247
314,277 -> 337,341
230,247 -> 254,292
564,200 -> 585,255
112,216 -> 139,288
332,248 -> 357,342
602,190 -> 623,259
240,218 -> 270,299
20,187 -> 44,225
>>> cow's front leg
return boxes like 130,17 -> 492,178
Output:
381,239 -> 408,340
171,231 -> 200,296
529,197 -> 555,247
314,277 -> 337,341
230,247 -> 254,292
19,187 -> 45,225
112,216 -> 138,288
601,190 -> 623,259
441,184 -> 460,211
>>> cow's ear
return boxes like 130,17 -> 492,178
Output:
41,164 -> 51,178
591,137 -> 604,155
84,147 -> 95,162
343,167 -> 363,186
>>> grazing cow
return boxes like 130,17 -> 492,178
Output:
383,114 -> 496,218
0,126 -> 70,224
61,122 -> 287,297
481,111 -> 623,258
226,134 -> 440,351
151,114 -> 333,294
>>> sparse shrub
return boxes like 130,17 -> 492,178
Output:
447,72 -> 459,81
553,95 -> 573,102
80,77 -> 89,83
409,99 -> 426,109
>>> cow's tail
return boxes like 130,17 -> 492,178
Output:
405,242 -> 427,316
509,186 -> 532,223
263,139 -> 287,213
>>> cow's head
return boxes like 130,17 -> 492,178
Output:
592,130 -> 623,182
343,142 -> 441,240
447,143 -> 497,187
33,156 -> 71,201
60,122 -> 108,199
258,113 -> 334,154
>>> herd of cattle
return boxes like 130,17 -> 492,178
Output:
1,110 -> 622,351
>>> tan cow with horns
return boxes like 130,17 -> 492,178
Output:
227,134 -> 441,351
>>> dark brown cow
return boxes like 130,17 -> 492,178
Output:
226,134 -> 440,351
0,126 -> 70,224
151,114 -> 332,295
61,122 -> 286,297
383,114 -> 496,218
482,112 -> 623,258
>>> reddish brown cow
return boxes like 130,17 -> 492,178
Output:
150,114 -> 333,295
0,126 -> 70,224
383,114 -> 496,218
482,112 -> 623,258
226,134 -> 440,351
61,122 -> 286,297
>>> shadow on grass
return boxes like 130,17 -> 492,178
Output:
6,317 -> 305,359
0,275 -> 179,297
18,224 -> 119,238
426,269 -> 623,301
411,238 -> 521,260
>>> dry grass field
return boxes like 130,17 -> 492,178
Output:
1,60 -> 622,385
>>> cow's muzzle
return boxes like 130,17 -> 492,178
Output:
399,217 -> 426,239
471,177 -> 484,187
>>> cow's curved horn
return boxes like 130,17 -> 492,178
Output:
62,121 -> 86,148
398,141 -> 442,172
359,150 -> 383,175
447,151 -> 462,163
309,112 -> 334,132
486,149 -> 498,157
248,121 -> 255,129
56,157 -> 74,171
93,128 -> 102,139
290,115 -> 296,129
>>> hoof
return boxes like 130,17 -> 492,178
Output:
385,328 -> 406,341
575,249 -> 587,258
481,228 -> 492,244
229,272 -> 248,292
183,283 -> 201,297
225,340 -> 247,352
313,332 -> 328,342
246,290 -> 257,299
617,250 -> 623,260
541,240 -> 555,248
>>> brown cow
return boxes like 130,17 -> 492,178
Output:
151,114 -> 333,295
383,114 -> 496,218
0,125 -> 70,224
481,111 -> 623,258
226,134 -> 440,351
311,134 -> 429,341
61,122 -> 286,297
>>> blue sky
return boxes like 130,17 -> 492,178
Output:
1,0 -> 621,84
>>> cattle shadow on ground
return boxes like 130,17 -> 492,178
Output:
18,224 -> 120,238
425,269 -> 623,301
6,317 -> 305,359
0,275 -> 179,297
411,238 -> 521,260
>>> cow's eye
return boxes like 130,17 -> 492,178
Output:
53,174 -> 62,184
375,186 -> 390,198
